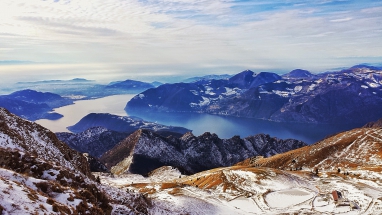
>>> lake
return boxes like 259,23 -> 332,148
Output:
36,94 -> 362,144
36,94 -> 135,132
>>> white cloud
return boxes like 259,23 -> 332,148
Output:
0,0 -> 381,83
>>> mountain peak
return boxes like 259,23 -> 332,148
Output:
283,69 -> 313,78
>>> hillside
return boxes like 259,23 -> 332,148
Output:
237,127 -> 382,172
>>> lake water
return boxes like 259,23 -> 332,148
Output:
36,94 -> 362,144
36,94 -> 134,132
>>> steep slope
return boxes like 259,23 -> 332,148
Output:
237,127 -> 382,171
0,107 -> 152,214
100,129 -> 306,175
0,107 -> 91,176
67,113 -> 191,134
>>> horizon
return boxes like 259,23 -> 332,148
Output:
1,0 -> 382,84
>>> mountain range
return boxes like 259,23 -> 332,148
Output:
0,89 -> 73,120
126,65 -> 382,124
1,106 -> 382,214
99,129 -> 306,175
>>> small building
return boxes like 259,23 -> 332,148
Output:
332,190 -> 339,201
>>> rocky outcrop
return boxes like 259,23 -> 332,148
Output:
100,129 -> 306,176
56,127 -> 130,158
363,118 -> 382,128
237,127 -> 382,171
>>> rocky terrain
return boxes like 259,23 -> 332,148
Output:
0,107 -> 156,214
100,129 -> 306,175
56,127 -> 130,158
237,126 -> 382,172
126,65 -> 382,124
100,121 -> 382,215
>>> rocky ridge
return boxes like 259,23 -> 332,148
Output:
100,129 -> 306,176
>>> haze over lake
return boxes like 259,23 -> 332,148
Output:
36,94 -> 362,144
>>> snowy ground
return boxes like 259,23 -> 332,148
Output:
98,167 -> 382,214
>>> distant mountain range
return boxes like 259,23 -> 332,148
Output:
182,74 -> 233,83
0,89 -> 73,120
12,78 -> 158,100
126,65 -> 382,124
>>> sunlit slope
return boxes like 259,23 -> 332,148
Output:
237,128 -> 382,171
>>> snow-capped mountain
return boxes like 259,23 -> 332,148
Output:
100,129 -> 306,176
126,65 -> 382,124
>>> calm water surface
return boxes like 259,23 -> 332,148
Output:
36,94 -> 135,132
36,94 -> 362,144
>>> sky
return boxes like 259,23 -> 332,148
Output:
0,0 -> 382,83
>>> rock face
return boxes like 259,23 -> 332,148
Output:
126,66 -> 382,124
0,89 -> 73,120
56,127 -> 130,158
100,129 -> 306,176
67,113 -> 191,134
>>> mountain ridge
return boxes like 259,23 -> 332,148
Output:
100,129 -> 306,176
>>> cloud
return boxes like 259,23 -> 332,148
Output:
0,0 -> 381,83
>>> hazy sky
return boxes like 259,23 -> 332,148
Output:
1,0 -> 382,83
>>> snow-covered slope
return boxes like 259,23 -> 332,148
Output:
0,107 -> 91,176
100,164 -> 382,214
0,107 -> 152,214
